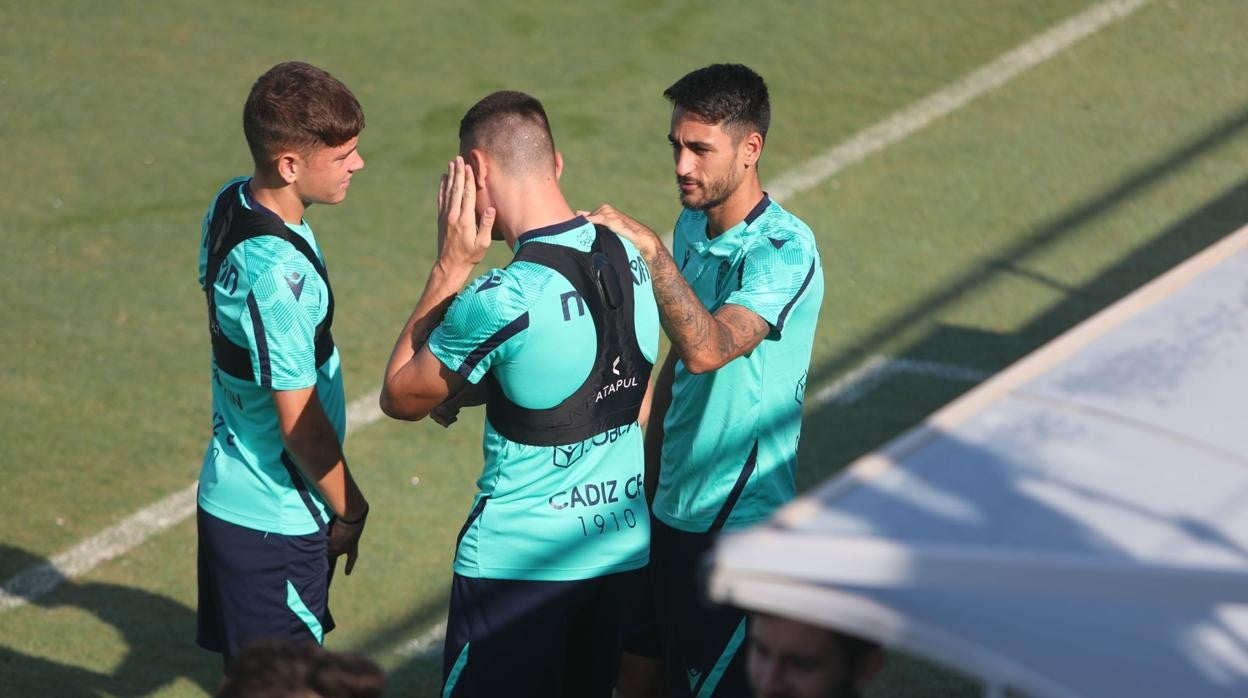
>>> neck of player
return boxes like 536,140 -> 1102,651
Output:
250,169 -> 308,225
495,177 -> 577,249
705,173 -> 765,238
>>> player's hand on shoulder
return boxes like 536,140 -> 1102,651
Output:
437,155 -> 495,272
583,203 -> 661,261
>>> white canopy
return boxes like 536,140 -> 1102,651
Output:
708,225 -> 1248,698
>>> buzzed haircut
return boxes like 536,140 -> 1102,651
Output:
458,90 -> 557,175
243,61 -> 365,169
664,63 -> 771,140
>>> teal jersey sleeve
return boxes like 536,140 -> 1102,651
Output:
233,239 -> 328,390
428,268 -> 530,384
725,235 -> 819,338
671,211 -> 692,272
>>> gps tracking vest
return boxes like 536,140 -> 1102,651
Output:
202,181 -> 335,382
485,226 -> 653,446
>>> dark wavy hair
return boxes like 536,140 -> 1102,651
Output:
664,63 -> 770,140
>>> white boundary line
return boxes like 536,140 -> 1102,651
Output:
812,357 -> 989,407
0,0 -> 1150,616
0,392 -> 380,612
767,0 -> 1152,202
394,619 -> 448,660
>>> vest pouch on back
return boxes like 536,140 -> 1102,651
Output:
486,226 -> 653,446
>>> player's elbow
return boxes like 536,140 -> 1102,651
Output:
378,386 -> 430,421
681,352 -> 724,375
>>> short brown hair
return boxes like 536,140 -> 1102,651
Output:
243,61 -> 365,168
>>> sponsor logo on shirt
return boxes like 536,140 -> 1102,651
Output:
547,473 -> 644,510
596,357 -> 639,402
550,423 -> 634,468
552,441 -> 585,468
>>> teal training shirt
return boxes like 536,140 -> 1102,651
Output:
197,177 -> 343,535
653,195 -> 824,533
427,217 -> 661,581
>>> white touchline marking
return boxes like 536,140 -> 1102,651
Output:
0,391 -> 382,613
767,0 -> 1153,203
811,356 -> 991,408
0,0 -> 1151,615
0,481 -> 200,612
394,619 -> 448,660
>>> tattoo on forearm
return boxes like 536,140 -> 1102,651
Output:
649,246 -> 712,347
647,247 -> 767,366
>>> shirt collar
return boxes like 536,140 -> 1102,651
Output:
516,216 -> 590,248
689,193 -> 771,259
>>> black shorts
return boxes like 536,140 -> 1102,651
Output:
196,507 -> 335,663
442,569 -> 638,697
622,517 -> 750,698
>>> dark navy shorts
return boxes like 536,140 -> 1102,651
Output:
196,507 -> 335,663
622,517 -> 750,697
442,569 -> 638,697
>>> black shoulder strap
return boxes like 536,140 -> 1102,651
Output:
205,181 -> 335,381
485,226 -> 653,446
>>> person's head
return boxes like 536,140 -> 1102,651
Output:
217,639 -> 386,698
457,90 -> 561,232
243,61 -> 365,206
747,613 -> 885,698
664,63 -> 770,210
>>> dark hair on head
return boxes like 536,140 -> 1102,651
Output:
217,639 -> 387,698
243,61 -> 365,169
458,90 -> 556,174
664,63 -> 770,140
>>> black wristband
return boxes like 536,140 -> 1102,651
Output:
338,505 -> 369,526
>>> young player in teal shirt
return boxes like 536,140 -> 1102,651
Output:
196,62 -> 370,666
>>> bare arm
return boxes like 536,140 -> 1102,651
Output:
378,266 -> 470,420
273,386 -> 368,573
587,205 -> 769,374
380,156 -> 495,420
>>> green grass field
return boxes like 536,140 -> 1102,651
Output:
5,0 -> 1248,695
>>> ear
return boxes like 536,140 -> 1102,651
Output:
741,131 -> 764,169
554,150 -> 564,181
275,151 -> 300,185
467,148 -> 489,188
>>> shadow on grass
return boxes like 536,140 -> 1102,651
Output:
0,544 -> 219,697
787,113 -> 1248,696
801,107 -> 1248,485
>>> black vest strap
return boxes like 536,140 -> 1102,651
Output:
485,226 -> 653,446
203,181 -> 335,382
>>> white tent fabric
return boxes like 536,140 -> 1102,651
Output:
707,225 -> 1248,698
